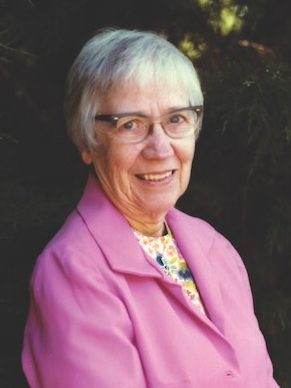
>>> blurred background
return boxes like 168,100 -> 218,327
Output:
0,0 -> 290,386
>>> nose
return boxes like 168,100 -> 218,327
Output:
141,123 -> 174,160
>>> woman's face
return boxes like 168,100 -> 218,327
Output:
82,83 -> 196,231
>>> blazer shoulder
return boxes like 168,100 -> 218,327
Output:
169,207 -> 240,257
31,209 -> 108,284
170,207 -> 217,240
171,209 -> 251,293
42,210 -> 95,253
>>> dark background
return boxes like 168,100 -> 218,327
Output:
0,0 -> 290,386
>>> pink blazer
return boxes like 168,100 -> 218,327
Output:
22,174 -> 279,388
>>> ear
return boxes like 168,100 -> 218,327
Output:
81,150 -> 93,165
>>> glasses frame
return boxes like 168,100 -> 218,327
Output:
94,105 -> 203,142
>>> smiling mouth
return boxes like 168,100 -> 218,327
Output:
136,170 -> 174,182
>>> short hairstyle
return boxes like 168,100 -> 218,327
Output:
64,28 -> 204,152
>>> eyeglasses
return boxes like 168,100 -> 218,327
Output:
94,106 -> 203,143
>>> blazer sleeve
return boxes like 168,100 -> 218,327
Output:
22,246 -> 147,388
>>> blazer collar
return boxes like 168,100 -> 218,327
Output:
77,174 -> 225,333
76,174 -> 162,278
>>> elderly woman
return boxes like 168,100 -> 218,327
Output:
22,28 -> 278,388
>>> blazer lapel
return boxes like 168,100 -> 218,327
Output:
77,174 -> 162,278
166,208 -> 226,335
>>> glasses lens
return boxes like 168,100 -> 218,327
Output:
163,109 -> 197,138
115,116 -> 147,142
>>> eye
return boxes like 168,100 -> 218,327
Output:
167,109 -> 198,126
122,120 -> 136,130
168,112 -> 188,124
117,117 -> 143,131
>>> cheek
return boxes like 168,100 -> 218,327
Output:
179,142 -> 195,166
179,143 -> 195,184
90,142 -> 117,182
106,143 -> 142,177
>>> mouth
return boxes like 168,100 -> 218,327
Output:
136,170 -> 174,182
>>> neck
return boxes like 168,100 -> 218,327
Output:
95,177 -> 169,237
127,217 -> 166,237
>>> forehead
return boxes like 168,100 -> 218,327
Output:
101,81 -> 190,114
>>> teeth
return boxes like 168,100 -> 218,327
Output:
140,171 -> 172,182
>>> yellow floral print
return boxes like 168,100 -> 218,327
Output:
133,227 -> 206,315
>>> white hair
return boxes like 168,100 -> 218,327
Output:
64,28 -> 204,151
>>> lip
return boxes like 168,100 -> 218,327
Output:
135,170 -> 176,182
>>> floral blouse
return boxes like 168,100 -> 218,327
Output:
133,226 -> 206,315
